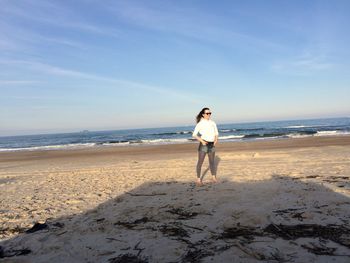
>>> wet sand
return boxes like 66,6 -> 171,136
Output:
1,136 -> 350,262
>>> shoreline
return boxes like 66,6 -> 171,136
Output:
1,135 -> 350,163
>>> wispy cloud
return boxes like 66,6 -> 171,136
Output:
31,35 -> 87,50
0,38 -> 16,50
0,13 -> 89,54
30,105 -> 51,110
0,59 -> 202,103
0,0 -> 121,38
2,95 -> 49,100
271,50 -> 334,75
106,1 -> 286,51
1,0 -> 286,56
0,80 -> 41,86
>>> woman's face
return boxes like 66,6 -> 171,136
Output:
202,109 -> 212,120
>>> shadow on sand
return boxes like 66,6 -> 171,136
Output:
1,172 -> 350,262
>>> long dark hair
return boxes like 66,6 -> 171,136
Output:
196,107 -> 210,123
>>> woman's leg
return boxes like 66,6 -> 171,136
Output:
196,151 -> 207,180
208,151 -> 217,182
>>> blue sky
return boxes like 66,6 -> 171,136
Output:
1,0 -> 349,136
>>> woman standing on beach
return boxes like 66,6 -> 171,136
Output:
193,107 -> 219,186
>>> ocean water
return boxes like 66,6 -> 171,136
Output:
0,117 -> 349,152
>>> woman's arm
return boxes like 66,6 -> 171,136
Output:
193,123 -> 207,145
194,135 -> 208,145
214,123 -> 219,145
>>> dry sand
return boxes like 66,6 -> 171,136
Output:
0,136 -> 350,262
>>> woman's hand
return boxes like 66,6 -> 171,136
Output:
201,140 -> 208,145
214,135 -> 218,146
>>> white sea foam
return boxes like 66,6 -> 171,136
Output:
0,143 -> 97,152
219,135 -> 244,140
248,136 -> 285,141
176,131 -> 191,134
102,142 -> 130,146
315,130 -> 350,136
140,138 -> 191,144
285,125 -> 323,129
287,133 -> 312,138
286,130 -> 350,138
220,129 -> 235,132
285,125 -> 307,128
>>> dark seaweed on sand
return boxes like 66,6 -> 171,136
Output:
159,224 -> 190,238
114,217 -> 149,229
108,253 -> 148,263
301,243 -> 337,255
25,222 -> 48,233
0,246 -> 31,258
264,223 -> 350,248
166,207 -> 198,220
219,225 -> 262,241
180,248 -> 214,263
218,222 -> 350,256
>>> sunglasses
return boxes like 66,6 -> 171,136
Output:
204,112 -> 212,115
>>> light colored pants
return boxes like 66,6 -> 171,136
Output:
196,147 -> 216,178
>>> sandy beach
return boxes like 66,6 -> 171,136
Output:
1,136 -> 350,262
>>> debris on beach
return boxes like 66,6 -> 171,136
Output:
217,223 -> 350,257
264,223 -> 350,248
301,242 -> 337,255
159,223 -> 190,238
0,225 -> 26,237
0,246 -> 31,258
166,207 -> 198,220
25,222 -> 48,233
114,217 -> 149,229
108,253 -> 148,263
125,192 -> 167,197
219,225 -> 261,241
180,248 -> 214,263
